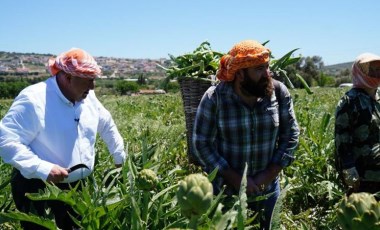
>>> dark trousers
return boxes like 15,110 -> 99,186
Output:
347,181 -> 380,198
248,179 -> 280,230
220,179 -> 280,230
358,181 -> 380,194
11,169 -> 82,230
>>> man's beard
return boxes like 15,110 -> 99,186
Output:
240,74 -> 273,98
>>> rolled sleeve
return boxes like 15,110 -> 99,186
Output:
112,151 -> 126,165
271,150 -> 295,168
271,85 -> 299,168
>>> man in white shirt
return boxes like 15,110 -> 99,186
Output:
0,48 -> 126,229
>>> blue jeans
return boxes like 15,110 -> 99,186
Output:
248,178 -> 280,230
217,177 -> 280,230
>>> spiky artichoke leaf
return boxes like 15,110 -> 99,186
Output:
350,195 -> 373,215
362,211 -> 378,227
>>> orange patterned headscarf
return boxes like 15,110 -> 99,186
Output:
48,48 -> 101,79
352,53 -> 380,89
216,40 -> 270,81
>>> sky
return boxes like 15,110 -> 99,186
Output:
1,0 -> 379,66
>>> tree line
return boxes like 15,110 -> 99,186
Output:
0,56 -> 351,99
283,56 -> 351,88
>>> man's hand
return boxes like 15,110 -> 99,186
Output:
342,167 -> 360,191
251,164 -> 282,193
47,165 -> 69,183
221,168 -> 260,194
221,164 -> 282,195
220,168 -> 241,191
246,176 -> 261,194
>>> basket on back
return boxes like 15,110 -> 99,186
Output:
178,77 -> 214,165
157,41 -> 223,165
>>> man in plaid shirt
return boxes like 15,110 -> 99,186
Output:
192,40 -> 299,229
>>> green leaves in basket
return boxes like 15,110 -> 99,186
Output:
160,40 -> 311,93
157,41 -> 224,80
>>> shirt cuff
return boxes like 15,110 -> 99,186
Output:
213,157 -> 230,173
113,151 -> 126,165
271,151 -> 295,168
35,161 -> 55,181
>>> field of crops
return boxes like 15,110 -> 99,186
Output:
0,87 -> 349,229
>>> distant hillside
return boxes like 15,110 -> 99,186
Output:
1,50 -> 354,78
323,62 -> 353,76
0,51 -> 169,79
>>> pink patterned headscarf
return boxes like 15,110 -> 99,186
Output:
352,53 -> 380,89
47,48 -> 101,79
216,40 -> 270,81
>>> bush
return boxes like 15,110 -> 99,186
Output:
115,80 -> 139,95
0,81 -> 29,99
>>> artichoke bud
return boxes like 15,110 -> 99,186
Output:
337,192 -> 380,230
351,217 -> 364,229
362,211 -> 378,226
337,210 -> 351,230
176,174 -> 213,218
135,169 -> 158,191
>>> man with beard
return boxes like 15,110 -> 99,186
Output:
192,40 -> 299,229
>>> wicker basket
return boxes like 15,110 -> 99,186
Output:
178,77 -> 214,165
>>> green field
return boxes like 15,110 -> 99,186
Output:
0,87 -> 349,229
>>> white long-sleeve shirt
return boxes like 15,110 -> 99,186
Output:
0,76 -> 126,182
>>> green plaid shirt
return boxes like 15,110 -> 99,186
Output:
193,81 -> 299,190
335,88 -> 380,181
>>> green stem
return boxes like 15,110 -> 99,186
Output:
142,191 -> 150,228
188,215 -> 199,230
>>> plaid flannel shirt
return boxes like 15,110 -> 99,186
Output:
193,81 -> 299,190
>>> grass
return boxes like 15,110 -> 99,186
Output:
0,87 -> 350,229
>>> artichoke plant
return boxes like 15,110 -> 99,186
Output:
176,173 -> 213,219
337,192 -> 380,230
135,169 -> 158,191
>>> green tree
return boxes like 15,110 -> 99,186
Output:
115,80 -> 139,95
137,74 -> 146,85
166,81 -> 180,93
297,56 -> 324,86
0,81 -> 29,98
283,56 -> 325,87
316,72 -> 335,87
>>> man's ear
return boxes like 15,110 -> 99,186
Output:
235,69 -> 244,82
65,74 -> 72,82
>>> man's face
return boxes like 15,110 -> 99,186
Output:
369,61 -> 380,78
240,63 -> 273,97
66,74 -> 95,102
